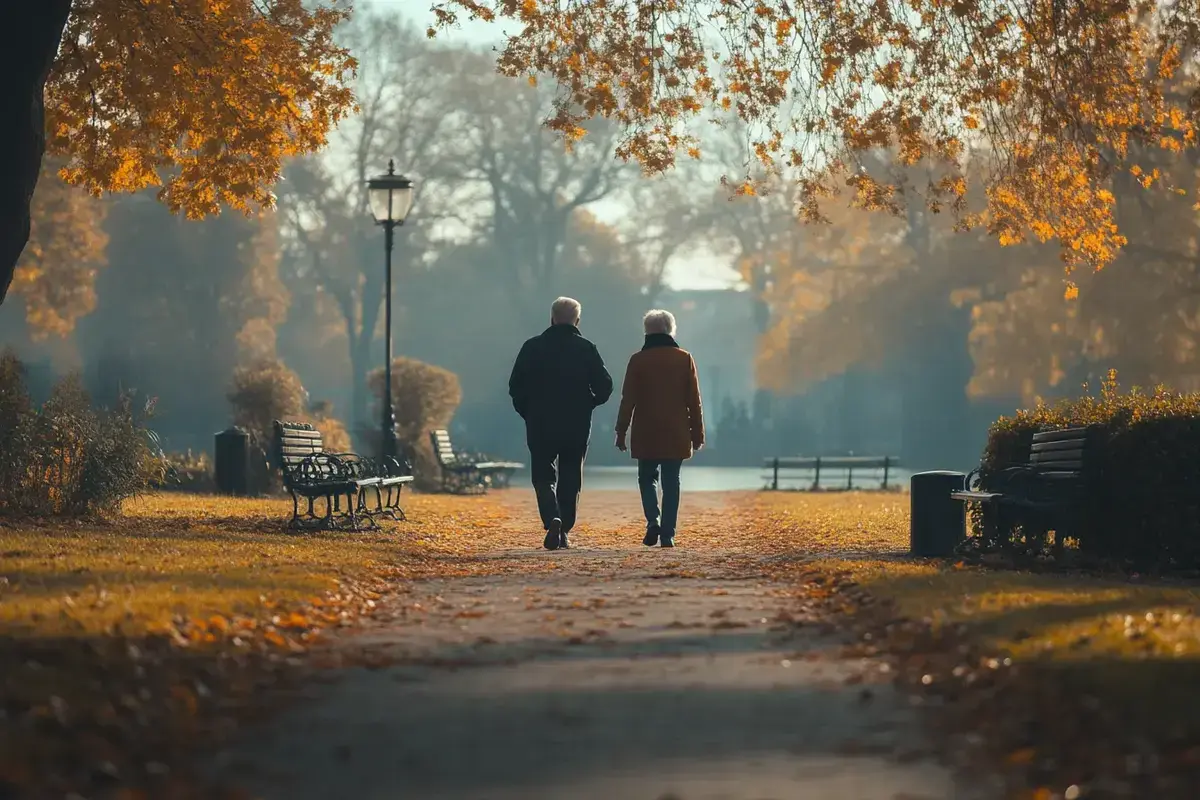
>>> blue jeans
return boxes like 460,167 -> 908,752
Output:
638,459 -> 683,536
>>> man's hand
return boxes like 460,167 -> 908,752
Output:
693,441 -> 704,452
615,432 -> 627,452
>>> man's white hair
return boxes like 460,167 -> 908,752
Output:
643,309 -> 677,336
550,296 -> 582,325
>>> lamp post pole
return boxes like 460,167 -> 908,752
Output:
382,205 -> 397,463
367,159 -> 413,467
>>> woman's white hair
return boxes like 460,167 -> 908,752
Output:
643,309 -> 677,336
550,296 -> 582,325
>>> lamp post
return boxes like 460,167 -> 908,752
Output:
366,160 -> 415,463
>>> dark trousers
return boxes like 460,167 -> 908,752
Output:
638,459 -> 683,536
527,431 -> 588,532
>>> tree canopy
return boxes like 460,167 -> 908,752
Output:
432,0 -> 1200,287
0,0 -> 355,303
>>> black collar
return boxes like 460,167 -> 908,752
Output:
543,324 -> 581,337
642,333 -> 679,350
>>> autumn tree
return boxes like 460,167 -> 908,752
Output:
9,163 -> 108,340
968,138 -> 1200,401
0,0 -> 355,306
432,0 -> 1200,290
77,193 -> 289,451
279,14 -> 466,429
452,63 -> 635,318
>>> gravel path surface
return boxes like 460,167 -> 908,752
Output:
211,490 -> 972,800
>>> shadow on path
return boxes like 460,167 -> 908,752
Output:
208,492 -> 984,800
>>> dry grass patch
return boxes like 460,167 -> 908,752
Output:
0,490 -> 518,798
0,491 -> 518,638
746,491 -> 1200,796
743,491 -> 1200,660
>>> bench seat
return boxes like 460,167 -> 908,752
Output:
429,429 -> 523,493
952,426 -> 1095,554
273,421 -> 414,530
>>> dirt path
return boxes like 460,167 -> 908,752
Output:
210,490 -> 973,799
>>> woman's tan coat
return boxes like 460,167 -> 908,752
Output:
614,336 -> 705,460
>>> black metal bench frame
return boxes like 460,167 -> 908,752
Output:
429,429 -> 523,494
274,420 -> 414,531
951,426 -> 1096,555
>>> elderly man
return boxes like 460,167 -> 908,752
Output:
509,297 -> 614,550
615,309 -> 705,548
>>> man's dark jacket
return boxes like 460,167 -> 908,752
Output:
509,324 -> 613,440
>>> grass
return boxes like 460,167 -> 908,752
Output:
0,490 -> 520,798
747,491 -> 1200,795
746,491 -> 1200,660
0,492 -> 520,639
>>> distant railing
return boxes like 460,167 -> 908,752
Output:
762,455 -> 900,491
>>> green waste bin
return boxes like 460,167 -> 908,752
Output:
214,426 -> 250,496
909,470 -> 966,557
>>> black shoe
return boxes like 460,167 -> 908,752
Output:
544,518 -> 562,551
660,534 -> 675,548
643,524 -> 661,547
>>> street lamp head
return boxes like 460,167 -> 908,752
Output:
367,159 -> 415,225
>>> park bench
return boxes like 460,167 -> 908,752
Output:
429,429 -> 523,493
273,420 -> 413,530
951,426 -> 1096,553
762,455 -> 899,491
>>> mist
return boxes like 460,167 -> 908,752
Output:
3,7 -> 1188,478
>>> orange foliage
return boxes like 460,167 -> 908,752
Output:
433,0 -> 1200,274
10,165 -> 108,338
47,0 -> 355,218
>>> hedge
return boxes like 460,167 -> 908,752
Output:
974,371 -> 1200,569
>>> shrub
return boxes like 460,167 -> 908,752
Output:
228,358 -> 308,447
367,357 -> 462,487
975,371 -> 1200,568
306,400 -> 352,454
155,450 -> 216,493
0,349 -> 161,517
227,358 -> 353,492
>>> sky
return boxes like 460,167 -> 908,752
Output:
359,0 -> 743,291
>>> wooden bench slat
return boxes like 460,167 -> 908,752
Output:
1031,439 -> 1088,453
281,434 -> 322,444
1031,428 -> 1090,444
281,445 -> 322,455
1031,457 -> 1083,467
1027,448 -> 1084,460
1031,459 -> 1083,470
278,428 -> 321,439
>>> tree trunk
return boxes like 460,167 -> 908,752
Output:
0,0 -> 72,303
349,333 -> 371,431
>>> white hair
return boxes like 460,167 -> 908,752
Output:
550,296 -> 582,325
643,309 -> 677,336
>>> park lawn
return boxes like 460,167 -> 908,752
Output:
0,491 -> 515,639
0,490 -> 516,798
750,491 -> 1200,793
747,491 -> 1200,661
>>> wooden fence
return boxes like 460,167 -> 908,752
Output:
762,455 -> 900,491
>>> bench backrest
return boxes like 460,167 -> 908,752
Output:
1028,427 -> 1092,475
429,429 -> 456,467
273,420 -> 325,481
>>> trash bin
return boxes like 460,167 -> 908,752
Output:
909,470 -> 967,557
214,426 -> 250,496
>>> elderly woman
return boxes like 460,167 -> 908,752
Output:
614,309 -> 705,547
